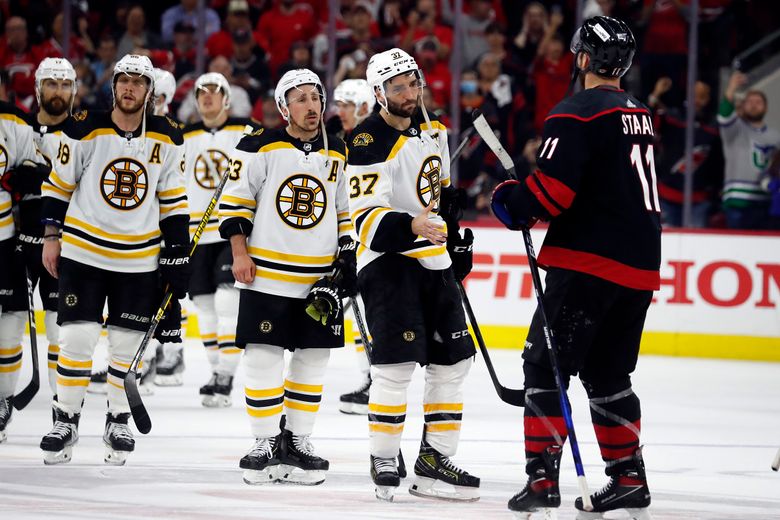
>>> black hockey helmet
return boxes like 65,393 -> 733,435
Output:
570,16 -> 636,78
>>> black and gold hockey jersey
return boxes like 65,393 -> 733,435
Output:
219,128 -> 352,298
507,85 -> 661,290
41,110 -> 188,273
346,111 -> 451,272
182,117 -> 257,244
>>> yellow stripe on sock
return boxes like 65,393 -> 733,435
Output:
220,347 -> 242,354
58,357 -> 92,369
245,386 -> 284,398
0,345 -> 22,355
425,423 -> 462,432
0,361 -> 22,372
284,379 -> 322,394
368,403 -> 407,414
284,399 -> 319,413
369,423 -> 404,434
423,403 -> 464,413
246,404 -> 284,418
56,377 -> 89,386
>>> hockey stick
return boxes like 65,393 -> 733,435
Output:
472,109 -> 593,510
13,268 -> 40,410
125,154 -> 232,434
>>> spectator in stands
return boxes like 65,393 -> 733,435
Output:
761,151 -> 780,230
0,16 -> 39,108
36,12 -> 93,63
638,0 -> 688,106
73,60 -> 97,110
231,28 -> 270,104
649,77 -> 724,227
401,0 -> 453,61
718,71 -> 780,229
207,0 -> 254,59
177,55 -> 252,122
91,35 -> 119,106
162,0 -> 221,44
117,5 -> 163,58
459,0 -> 495,69
251,94 -> 285,129
278,40 -> 317,79
377,0 -> 404,38
582,0 -> 617,18
337,2 -> 384,60
171,21 -> 198,78
531,10 -> 571,135
333,45 -> 372,85
255,0 -> 318,77
415,38 -> 451,108
485,22 -> 524,86
513,2 -> 548,67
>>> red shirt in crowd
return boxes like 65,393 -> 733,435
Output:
422,61 -> 452,108
36,36 -> 87,63
255,3 -> 318,74
532,53 -> 573,134
0,45 -> 40,101
642,0 -> 688,55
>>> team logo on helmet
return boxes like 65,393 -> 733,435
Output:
416,155 -> 442,208
276,174 -> 327,229
352,133 -> 373,147
100,158 -> 148,210
194,149 -> 230,190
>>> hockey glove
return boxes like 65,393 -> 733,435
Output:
159,245 -> 192,299
490,179 -> 536,231
154,297 -> 183,344
439,186 -> 467,229
305,276 -> 342,326
0,160 -> 51,200
332,237 -> 357,298
448,227 -> 474,282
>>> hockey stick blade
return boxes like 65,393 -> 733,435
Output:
125,369 -> 151,434
472,110 -> 516,178
14,271 -> 40,410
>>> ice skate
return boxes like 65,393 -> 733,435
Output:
86,369 -> 107,394
0,396 -> 12,443
41,407 -> 80,464
575,448 -> 652,520
339,377 -> 370,415
154,347 -> 184,386
202,374 -> 232,408
508,446 -> 562,520
408,435 -> 480,502
240,435 -> 282,484
371,455 -> 401,501
199,372 -> 218,406
137,356 -> 156,396
277,429 -> 329,485
103,412 -> 135,465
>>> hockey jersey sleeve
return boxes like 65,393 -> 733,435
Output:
335,157 -> 353,240
41,127 -> 87,227
716,97 -> 740,143
218,138 -> 266,238
157,138 -> 189,246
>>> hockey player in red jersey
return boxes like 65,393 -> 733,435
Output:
491,17 -> 660,520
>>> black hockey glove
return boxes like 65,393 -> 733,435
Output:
305,276 -> 342,326
332,237 -> 357,298
439,186 -> 467,230
448,227 -> 474,282
154,297 -> 183,344
159,245 -> 192,299
0,160 -> 51,200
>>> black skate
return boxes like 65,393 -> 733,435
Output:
240,434 -> 282,484
202,374 -> 232,408
371,455 -> 402,501
575,448 -> 652,520
103,412 -> 135,465
86,369 -> 107,394
41,407 -> 80,464
508,445 -> 562,520
339,377 -> 370,415
277,429 -> 329,485
409,435 -> 480,502
154,347 -> 184,386
0,395 -> 13,443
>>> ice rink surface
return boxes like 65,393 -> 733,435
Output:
1,337 -> 779,520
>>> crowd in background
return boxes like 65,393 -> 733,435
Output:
0,0 -> 779,229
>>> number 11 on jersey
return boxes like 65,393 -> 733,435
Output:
630,143 -> 660,212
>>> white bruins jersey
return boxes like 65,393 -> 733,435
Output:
220,127 -> 352,298
41,110 -> 188,273
182,117 -> 257,244
0,101 -> 48,241
346,111 -> 451,272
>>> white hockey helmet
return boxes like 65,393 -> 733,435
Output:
194,71 -> 232,110
274,68 -> 325,122
366,48 -> 425,106
112,54 -> 155,106
334,78 -> 375,123
153,68 -> 176,115
34,57 -> 77,112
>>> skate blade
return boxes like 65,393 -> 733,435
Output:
408,476 -> 480,502
202,395 -> 231,408
338,402 -> 368,415
43,446 -> 73,465
375,485 -> 397,501
104,446 -> 132,466
276,465 -> 326,485
86,383 -> 107,395
512,509 -> 558,520
154,374 -> 183,387
0,430 -> 7,443
627,508 -> 654,520
242,466 -> 280,485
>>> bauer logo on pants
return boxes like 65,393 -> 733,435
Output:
101,158 -> 148,210
276,174 -> 327,229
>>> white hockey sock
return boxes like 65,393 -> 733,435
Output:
192,294 -> 219,369
106,326 -> 145,414
0,311 -> 26,398
56,321 -> 102,414
284,348 -> 330,436
44,311 -> 59,395
215,285 -> 240,377
244,344 -> 285,438
422,358 -> 472,457
368,362 -> 415,458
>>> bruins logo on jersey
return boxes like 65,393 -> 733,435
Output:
276,174 -> 327,229
100,158 -> 148,210
0,144 -> 8,174
416,155 -> 442,208
352,133 -> 374,147
194,149 -> 230,189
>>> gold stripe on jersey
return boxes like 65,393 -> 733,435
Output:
65,216 -> 161,242
421,120 -> 447,133
248,246 -> 334,266
159,186 -> 186,198
387,136 -> 409,161
49,170 -> 76,191
160,201 -> 189,215
222,194 -> 257,208
63,235 -> 160,259
0,200 -> 10,212
0,113 -> 27,125
254,268 -> 321,285
357,207 -> 391,245
403,245 -> 446,259
41,182 -> 72,200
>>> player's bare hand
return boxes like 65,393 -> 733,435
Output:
232,252 -> 255,284
412,202 -> 447,246
42,239 -> 61,279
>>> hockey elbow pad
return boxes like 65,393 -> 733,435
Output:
219,218 -> 254,240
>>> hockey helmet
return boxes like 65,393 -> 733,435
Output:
274,68 -> 325,121
334,78 -> 375,123
195,71 -> 232,110
112,54 -> 155,109
153,68 -> 177,114
34,57 -> 77,110
570,16 -> 636,78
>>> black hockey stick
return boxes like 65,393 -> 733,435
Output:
13,268 -> 40,410
125,155 -> 233,434
472,109 -> 593,509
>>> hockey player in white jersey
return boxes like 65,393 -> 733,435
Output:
171,72 -> 257,406
219,68 -> 355,485
38,54 -> 189,465
0,88 -> 52,443
347,48 -> 479,501
153,68 -> 176,117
